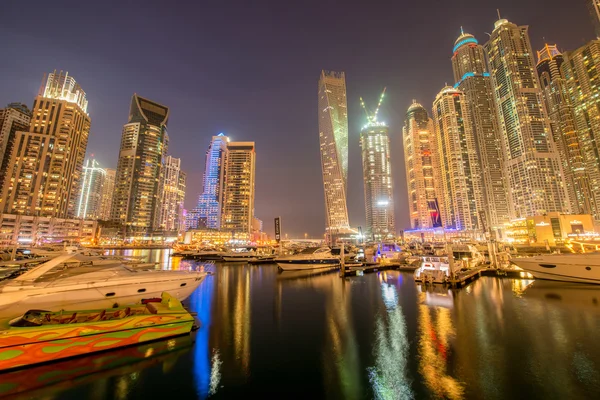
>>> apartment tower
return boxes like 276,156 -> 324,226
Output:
160,156 -> 186,232
485,19 -> 568,217
561,39 -> 600,218
452,31 -> 510,231
0,103 -> 31,190
112,94 -> 169,236
1,71 -> 90,218
76,158 -> 107,220
221,142 -> 255,237
196,133 -> 228,229
536,44 -> 595,217
433,87 -> 484,232
318,70 -> 352,242
402,101 -> 444,229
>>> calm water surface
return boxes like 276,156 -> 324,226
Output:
5,249 -> 600,399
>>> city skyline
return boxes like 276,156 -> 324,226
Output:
0,0 -> 597,237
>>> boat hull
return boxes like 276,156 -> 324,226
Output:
511,256 -> 600,285
0,274 -> 205,317
276,260 -> 339,271
222,256 -> 260,262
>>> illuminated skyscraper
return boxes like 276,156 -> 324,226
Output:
433,87 -> 484,231
1,71 -> 90,218
76,158 -> 107,220
159,156 -> 186,232
485,19 -> 568,217
536,44 -> 595,217
359,91 -> 395,241
0,103 -> 31,190
99,168 -> 115,220
318,70 -> 352,241
452,31 -> 510,231
403,101 -> 444,230
112,94 -> 169,236
588,0 -> 600,38
221,142 -> 255,237
561,39 -> 600,217
196,133 -> 228,229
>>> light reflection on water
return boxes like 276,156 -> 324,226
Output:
22,250 -> 600,399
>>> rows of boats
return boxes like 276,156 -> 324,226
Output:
0,246 -> 208,371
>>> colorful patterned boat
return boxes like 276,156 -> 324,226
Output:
0,292 -> 194,371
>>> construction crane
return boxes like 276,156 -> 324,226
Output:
360,87 -> 387,125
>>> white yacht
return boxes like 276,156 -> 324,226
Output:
0,253 -> 207,318
374,242 -> 412,263
414,256 -> 451,284
276,247 -> 340,271
511,253 -> 600,284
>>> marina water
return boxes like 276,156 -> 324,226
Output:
7,249 -> 600,399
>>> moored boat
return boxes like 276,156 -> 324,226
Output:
510,253 -> 600,284
414,256 -> 450,284
0,292 -> 194,371
275,247 -> 340,271
0,253 -> 207,316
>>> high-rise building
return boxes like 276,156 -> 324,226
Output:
112,94 -> 169,236
561,39 -> 600,217
402,101 -> 444,230
221,142 -> 255,237
359,100 -> 395,241
485,19 -> 568,218
1,71 -> 90,218
588,0 -> 600,38
196,133 -> 228,229
160,156 -> 186,232
452,31 -> 510,231
536,44 -> 596,217
318,70 -> 352,241
100,168 -> 115,220
433,87 -> 485,231
76,158 -> 107,220
0,103 -> 31,189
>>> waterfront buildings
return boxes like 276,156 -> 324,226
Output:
504,213 -> 597,245
112,94 -> 169,237
0,213 -> 98,246
318,70 -> 352,242
196,133 -> 228,230
220,142 -> 255,238
536,44 -> 595,217
0,71 -> 90,218
159,156 -> 186,232
485,19 -> 568,218
433,86 -> 484,232
359,93 -> 395,241
588,0 -> 600,38
0,103 -> 31,190
452,31 -> 510,231
76,158 -> 109,220
402,101 -> 444,230
561,39 -> 600,220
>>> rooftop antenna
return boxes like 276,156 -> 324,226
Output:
460,26 -> 464,35
497,9 -> 501,20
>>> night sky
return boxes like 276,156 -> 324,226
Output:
0,0 -> 595,237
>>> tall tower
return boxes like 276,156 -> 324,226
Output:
196,133 -> 229,229
221,142 -> 255,238
0,103 -> 31,190
433,87 -> 485,231
112,94 -> 169,236
536,44 -> 595,217
318,70 -> 351,242
452,30 -> 510,231
588,0 -> 600,38
359,90 -> 395,241
160,156 -> 186,232
100,168 -> 116,220
485,19 -> 568,218
76,158 -> 107,220
402,101 -> 444,230
561,39 -> 600,217
1,71 -> 90,218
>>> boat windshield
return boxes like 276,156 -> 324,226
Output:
298,247 -> 320,255
9,311 -> 45,327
